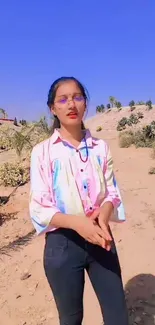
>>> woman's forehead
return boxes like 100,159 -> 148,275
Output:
55,81 -> 81,97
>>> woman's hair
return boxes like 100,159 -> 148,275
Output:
47,77 -> 89,131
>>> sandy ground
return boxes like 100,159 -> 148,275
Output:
0,108 -> 155,325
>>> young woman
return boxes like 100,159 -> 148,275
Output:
29,77 -> 128,325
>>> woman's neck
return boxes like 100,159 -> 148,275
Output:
59,125 -> 84,146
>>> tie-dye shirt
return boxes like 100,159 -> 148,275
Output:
29,129 -> 125,235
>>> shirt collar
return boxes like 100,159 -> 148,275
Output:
50,128 -> 93,148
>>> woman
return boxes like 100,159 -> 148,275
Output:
29,77 -> 128,325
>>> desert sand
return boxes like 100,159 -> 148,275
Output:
0,107 -> 155,325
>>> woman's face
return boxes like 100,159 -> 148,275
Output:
51,81 -> 86,127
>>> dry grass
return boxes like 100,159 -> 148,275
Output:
119,131 -> 134,148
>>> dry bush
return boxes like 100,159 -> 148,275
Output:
148,167 -> 155,175
96,126 -> 102,132
133,130 -> 151,148
119,131 -> 134,148
0,117 -> 51,160
0,136 -> 12,150
0,162 -> 30,187
119,121 -> 155,149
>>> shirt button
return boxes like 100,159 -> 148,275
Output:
76,149 -> 78,152
80,169 -> 83,172
90,207 -> 93,210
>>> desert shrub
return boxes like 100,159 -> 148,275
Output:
11,131 -> 32,157
130,106 -> 136,111
146,100 -> 153,110
118,121 -> 155,149
133,130 -> 148,148
0,162 -> 30,187
133,122 -> 155,148
96,126 -> 102,132
142,121 -> 155,139
128,113 -> 139,125
0,136 -> 12,150
137,112 -> 144,119
117,113 -> 145,132
148,167 -> 155,175
119,131 -> 134,148
117,117 -> 128,131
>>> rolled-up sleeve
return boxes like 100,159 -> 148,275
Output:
102,143 -> 121,208
29,147 -> 60,235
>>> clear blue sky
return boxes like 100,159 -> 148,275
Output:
0,0 -> 155,121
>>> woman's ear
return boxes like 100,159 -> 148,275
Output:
50,105 -> 56,116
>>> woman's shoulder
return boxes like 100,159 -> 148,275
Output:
32,137 -> 49,152
31,135 -> 54,160
90,132 -> 109,153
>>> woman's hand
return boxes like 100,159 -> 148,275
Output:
73,216 -> 111,249
90,204 -> 114,250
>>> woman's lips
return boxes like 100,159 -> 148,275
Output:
67,112 -> 78,119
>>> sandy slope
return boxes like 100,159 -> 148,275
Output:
0,107 -> 155,325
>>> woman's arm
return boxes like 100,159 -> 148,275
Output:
100,143 -> 121,224
29,146 -> 78,234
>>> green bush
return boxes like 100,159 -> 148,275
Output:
117,117 -> 128,131
117,113 -> 144,132
128,113 -> 139,125
0,162 -> 30,187
142,121 -> 155,139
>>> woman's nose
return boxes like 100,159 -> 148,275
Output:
68,98 -> 75,107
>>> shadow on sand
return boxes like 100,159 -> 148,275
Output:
0,229 -> 35,256
125,273 -> 155,325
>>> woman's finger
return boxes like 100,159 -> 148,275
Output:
90,208 -> 100,220
93,233 -> 105,247
99,221 -> 112,241
95,224 -> 110,241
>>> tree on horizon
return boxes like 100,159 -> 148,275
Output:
96,104 -> 105,113
0,108 -> 8,119
109,96 -> 116,108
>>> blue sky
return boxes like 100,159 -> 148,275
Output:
0,0 -> 155,121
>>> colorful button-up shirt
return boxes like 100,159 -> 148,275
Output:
29,129 -> 125,235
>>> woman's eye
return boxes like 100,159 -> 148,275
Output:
59,98 -> 67,104
74,96 -> 84,102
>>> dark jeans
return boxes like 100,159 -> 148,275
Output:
43,229 -> 128,325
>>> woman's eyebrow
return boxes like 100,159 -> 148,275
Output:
56,92 -> 82,98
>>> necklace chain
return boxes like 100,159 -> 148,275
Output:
78,137 -> 89,163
